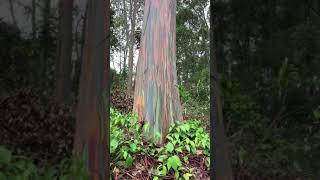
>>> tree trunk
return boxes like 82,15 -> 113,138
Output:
74,2 -> 88,98
55,0 -> 73,103
134,0 -> 183,143
210,2 -> 233,180
40,0 -> 51,85
32,0 -> 36,38
73,0 -> 110,179
122,0 -> 129,76
8,0 -> 17,27
127,0 -> 138,95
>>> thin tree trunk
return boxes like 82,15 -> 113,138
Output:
40,0 -> 51,85
134,0 -> 183,143
73,0 -> 110,178
127,0 -> 138,95
122,0 -> 129,76
8,0 -> 17,27
119,49 -> 122,73
32,0 -> 36,38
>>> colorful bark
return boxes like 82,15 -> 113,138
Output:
134,0 -> 182,143
73,0 -> 110,179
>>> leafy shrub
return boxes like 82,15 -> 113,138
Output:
0,146 -> 89,180
110,108 -> 210,179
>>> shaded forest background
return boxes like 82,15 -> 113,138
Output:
0,0 -> 319,179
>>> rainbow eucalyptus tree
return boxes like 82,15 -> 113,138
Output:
73,0 -> 110,179
134,0 -> 182,143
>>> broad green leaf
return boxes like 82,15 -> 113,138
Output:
167,160 -> 171,171
176,147 -> 183,153
166,143 -> 174,153
173,156 -> 182,167
110,139 -> 119,153
174,133 -> 179,140
185,145 -> 190,152
158,155 -> 168,162
130,143 -> 137,152
167,155 -> 182,171
125,155 -> 133,168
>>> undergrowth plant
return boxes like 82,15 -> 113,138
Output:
110,108 -> 210,179
0,146 -> 89,180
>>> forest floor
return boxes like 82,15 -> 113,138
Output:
110,88 -> 210,180
0,87 -> 210,179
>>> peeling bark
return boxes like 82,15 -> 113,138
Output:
134,0 -> 183,143
73,0 -> 110,179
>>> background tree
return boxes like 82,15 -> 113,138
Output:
8,0 -> 17,27
127,0 -> 138,95
134,0 -> 183,143
73,0 -> 110,179
210,1 -> 233,179
40,0 -> 51,85
55,0 -> 73,103
121,0 -> 129,76
31,0 -> 36,39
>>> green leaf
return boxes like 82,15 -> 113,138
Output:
167,136 -> 174,142
167,160 -> 172,171
130,143 -> 137,152
0,146 -> 11,163
125,155 -> 134,168
166,143 -> 174,153
174,133 -> 179,140
181,125 -> 186,132
110,139 -> 119,153
175,171 -> 180,179
184,156 -> 189,164
153,176 -> 159,180
191,147 -> 197,154
190,141 -> 195,148
161,166 -> 167,175
157,155 -> 168,162
183,173 -> 192,180
184,124 -> 190,132
176,147 -> 183,153
123,150 -> 128,159
185,145 -> 190,152
167,155 -> 182,171
174,156 -> 182,167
